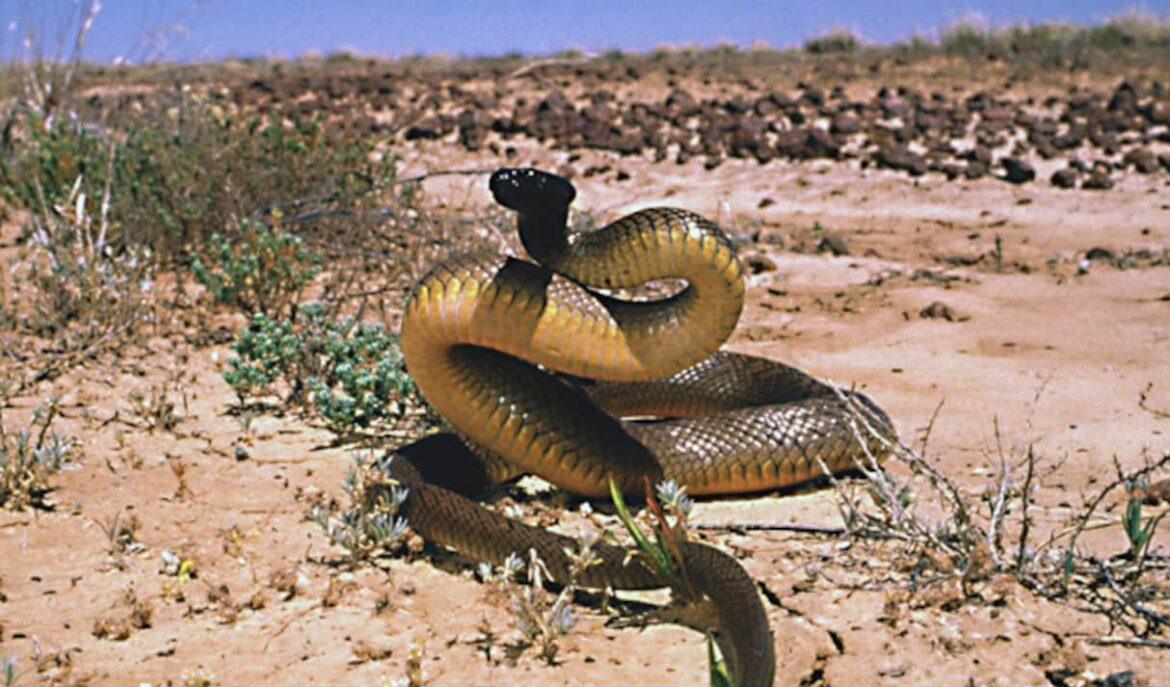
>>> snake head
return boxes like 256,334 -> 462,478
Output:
490,168 -> 576,213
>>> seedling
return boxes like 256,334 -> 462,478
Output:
609,476 -> 732,686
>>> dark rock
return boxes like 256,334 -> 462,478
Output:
816,234 -> 850,256
964,160 -> 989,180
1050,126 -> 1083,150
1050,167 -> 1079,189
404,116 -> 451,141
874,145 -> 927,176
665,89 -> 699,117
775,127 -> 840,160
880,96 -> 909,118
919,301 -> 959,321
744,254 -> 777,274
937,162 -> 964,180
1085,246 -> 1115,261
1001,157 -> 1036,184
1123,147 -> 1160,174
961,144 -> 994,165
1108,81 -> 1140,114
538,90 -> 571,113
1146,100 -> 1170,126
1082,169 -> 1113,190
830,111 -> 862,135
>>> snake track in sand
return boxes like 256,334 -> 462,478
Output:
387,168 -> 896,687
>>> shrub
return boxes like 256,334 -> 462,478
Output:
804,29 -> 860,54
308,451 -> 412,564
224,303 -> 418,438
190,215 -> 320,318
1,401 -> 75,510
0,95 -> 395,269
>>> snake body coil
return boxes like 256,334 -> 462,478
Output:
390,168 -> 895,687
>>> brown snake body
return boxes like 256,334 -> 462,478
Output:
387,168 -> 895,687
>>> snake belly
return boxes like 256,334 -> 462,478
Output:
391,168 -> 895,687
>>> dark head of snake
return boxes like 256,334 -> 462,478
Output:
392,167 -> 897,686
489,167 -> 579,266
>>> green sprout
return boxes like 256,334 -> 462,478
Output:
1122,486 -> 1166,566
608,476 -> 733,687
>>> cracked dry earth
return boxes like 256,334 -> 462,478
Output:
3,128 -> 1170,686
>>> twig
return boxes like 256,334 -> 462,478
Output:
1092,556 -> 1170,633
691,522 -> 847,535
1089,636 -> 1170,649
1139,383 -> 1170,420
253,167 -> 495,222
1014,444 -> 1037,575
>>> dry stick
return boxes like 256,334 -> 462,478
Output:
1049,452 -> 1170,585
1089,636 -> 1170,649
986,416 -> 1013,567
1139,383 -> 1170,420
691,522 -> 847,536
1091,556 -> 1170,634
255,167 -> 496,223
1014,444 -> 1038,575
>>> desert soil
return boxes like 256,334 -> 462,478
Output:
2,58 -> 1170,687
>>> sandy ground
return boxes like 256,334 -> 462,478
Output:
2,125 -> 1169,687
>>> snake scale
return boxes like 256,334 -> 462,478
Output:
386,168 -> 895,687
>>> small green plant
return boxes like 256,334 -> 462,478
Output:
190,215 -> 319,318
306,317 -> 416,435
224,303 -> 418,437
2,653 -> 17,687
610,477 -> 733,686
222,314 -> 302,404
477,536 -> 597,665
0,400 -> 75,511
309,451 -> 411,564
1122,488 -> 1166,566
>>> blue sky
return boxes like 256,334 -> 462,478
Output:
5,1 -> 1168,64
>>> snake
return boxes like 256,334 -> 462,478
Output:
386,168 -> 895,687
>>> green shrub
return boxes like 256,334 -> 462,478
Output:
0,96 -> 394,268
308,451 -> 411,564
190,216 -> 319,318
1,400 -> 75,511
804,29 -> 860,54
224,303 -> 417,438
306,316 -> 415,434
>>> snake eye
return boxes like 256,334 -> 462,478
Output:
490,167 -> 576,211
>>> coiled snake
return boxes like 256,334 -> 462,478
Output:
387,168 -> 895,687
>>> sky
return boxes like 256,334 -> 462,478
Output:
3,0 -> 1168,64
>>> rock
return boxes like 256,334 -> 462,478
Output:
816,234 -> 850,256
1142,478 -> 1170,506
404,116 -> 450,140
1001,157 -> 1036,184
744,254 -> 777,274
665,89 -> 698,117
830,111 -> 862,135
1085,246 -> 1115,262
1108,81 -> 1140,114
964,160 -> 989,180
1123,147 -> 1160,174
1050,167 -> 1079,189
874,144 -> 927,176
919,301 -> 959,321
1082,169 -> 1113,190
